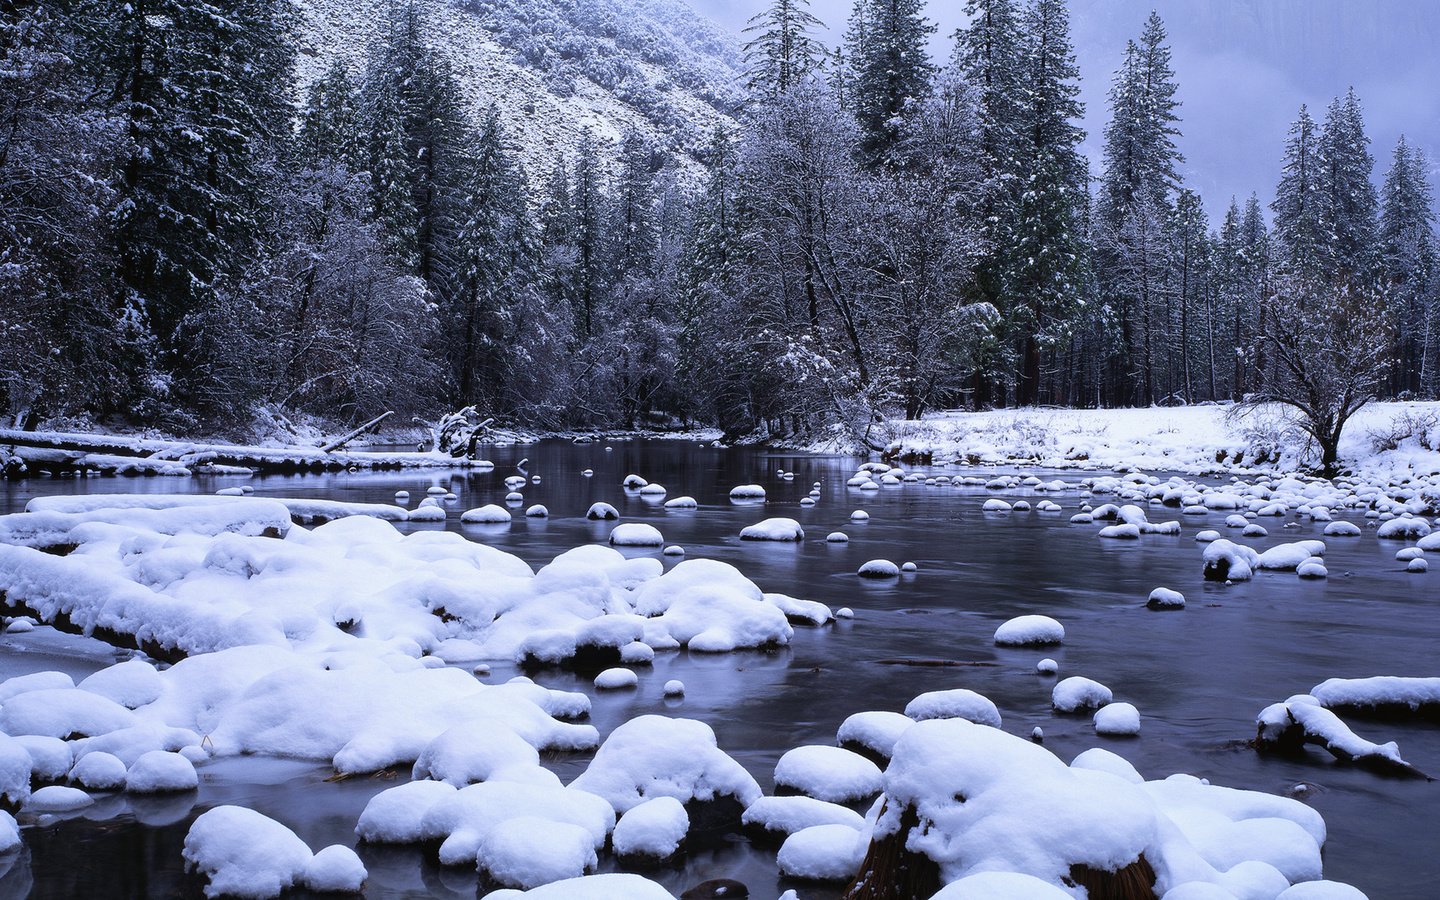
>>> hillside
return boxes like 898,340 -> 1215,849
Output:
294,0 -> 745,176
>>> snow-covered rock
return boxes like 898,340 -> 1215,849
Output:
773,745 -> 882,803
739,517 -> 805,541
993,615 -> 1064,646
904,689 -> 1001,728
183,806 -> 312,899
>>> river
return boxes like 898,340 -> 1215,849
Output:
0,439 -> 1435,898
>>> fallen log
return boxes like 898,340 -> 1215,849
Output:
321,411 -> 394,452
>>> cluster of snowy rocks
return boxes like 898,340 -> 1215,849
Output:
0,460 -> 1419,899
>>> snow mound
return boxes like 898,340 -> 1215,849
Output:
663,496 -> 698,509
356,780 -> 459,843
612,796 -> 688,862
729,484 -> 766,499
1052,676 -> 1113,712
183,806 -> 313,899
1094,702 -> 1141,736
857,559 -> 900,578
125,750 -> 198,793
479,816 -> 598,889
595,668 -> 638,690
739,517 -> 805,541
777,823 -> 867,881
742,795 -> 866,840
303,845 -> 367,893
904,689 -> 1002,728
608,523 -> 663,546
1203,539 -> 1260,581
994,615 -> 1065,646
461,504 -> 512,524
773,745 -> 883,803
569,715 -> 760,816
1147,587 -> 1186,610
486,873 -> 676,899
585,502 -> 620,520
837,710 -> 915,761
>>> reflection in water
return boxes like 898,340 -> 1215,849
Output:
2,440 -> 1438,897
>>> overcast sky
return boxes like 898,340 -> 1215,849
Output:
686,0 -> 1440,224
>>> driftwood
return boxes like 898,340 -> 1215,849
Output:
320,411 -> 394,452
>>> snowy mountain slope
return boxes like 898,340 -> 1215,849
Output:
294,0 -> 745,176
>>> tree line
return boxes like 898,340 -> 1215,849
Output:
1,0 -> 1433,445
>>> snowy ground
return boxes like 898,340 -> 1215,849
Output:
850,401 -> 1440,485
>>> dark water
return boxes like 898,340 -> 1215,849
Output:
1,440 -> 1437,899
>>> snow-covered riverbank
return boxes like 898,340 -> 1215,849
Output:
843,402 -> 1440,486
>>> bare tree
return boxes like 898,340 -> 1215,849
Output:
1239,273 -> 1393,475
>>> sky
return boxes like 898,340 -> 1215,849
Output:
686,0 -> 1440,224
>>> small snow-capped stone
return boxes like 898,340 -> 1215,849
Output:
904,689 -> 1001,728
1297,557 -> 1328,578
303,845 -> 367,894
982,498 -> 1013,512
612,796 -> 688,861
1408,557 -> 1429,573
836,711 -> 913,761
776,823 -> 866,881
1194,529 -> 1220,542
426,486 -> 447,496
609,523 -> 664,546
478,816 -> 598,889
505,491 -> 525,503
126,750 -> 198,793
27,785 -> 93,812
663,680 -> 685,697
850,510 -> 869,521
623,474 -> 648,489
773,746 -> 882,803
836,607 -> 854,619
729,484 -> 766,500
826,532 -> 849,543
1094,702 -> 1141,735
460,504 -> 511,524
70,751 -> 128,790
663,545 -> 685,556
1052,676 -> 1113,712
1036,658 -> 1058,675
739,517 -> 805,541
639,484 -> 667,497
525,504 -> 549,518
4,618 -> 34,634
857,559 -> 900,578
1147,587 -> 1185,610
993,615 -> 1064,646
595,668 -> 638,690
901,561 -> 917,572
585,502 -> 619,520
1323,521 -> 1362,537
184,806 -> 314,900
663,496 -> 698,509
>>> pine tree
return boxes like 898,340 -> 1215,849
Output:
845,0 -> 935,167
1318,88 -> 1378,282
570,131 -> 609,342
1380,136 -> 1437,394
742,0 -> 825,97
1010,0 -> 1088,406
299,62 -> 360,168
1271,105 -> 1325,275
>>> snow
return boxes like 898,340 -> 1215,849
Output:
70,750 -> 128,789
827,532 -> 849,543
729,484 -> 766,499
837,711 -> 914,760
663,680 -> 685,696
569,715 -> 761,814
420,781 -> 613,866
776,823 -> 867,880
79,659 -> 164,709
461,504 -> 513,524
857,559 -> 901,578
663,496 -> 698,509
125,750 -> 199,792
608,523 -> 664,546
479,816 -> 598,888
1309,676 -> 1440,712
612,796 -> 688,860
0,736 -> 30,808
183,806 -> 313,899
1323,521 -> 1362,537
872,718 -> 1341,895
773,745 -> 882,803
1052,676 -> 1114,712
15,735 -> 71,783
595,668 -> 639,690
1257,540 -> 1326,570
303,845 -> 367,893
1376,516 -> 1431,539
932,873 -> 1074,899
26,784 -> 93,811
993,614 -> 1065,646
410,721 -> 544,787
586,502 -> 620,520
739,517 -> 805,541
357,780 -> 459,843
1148,587 -> 1186,610
742,795 -> 866,838
904,689 -> 1002,728
483,874 -> 676,899
1203,539 -> 1261,581
1094,702 -> 1142,735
